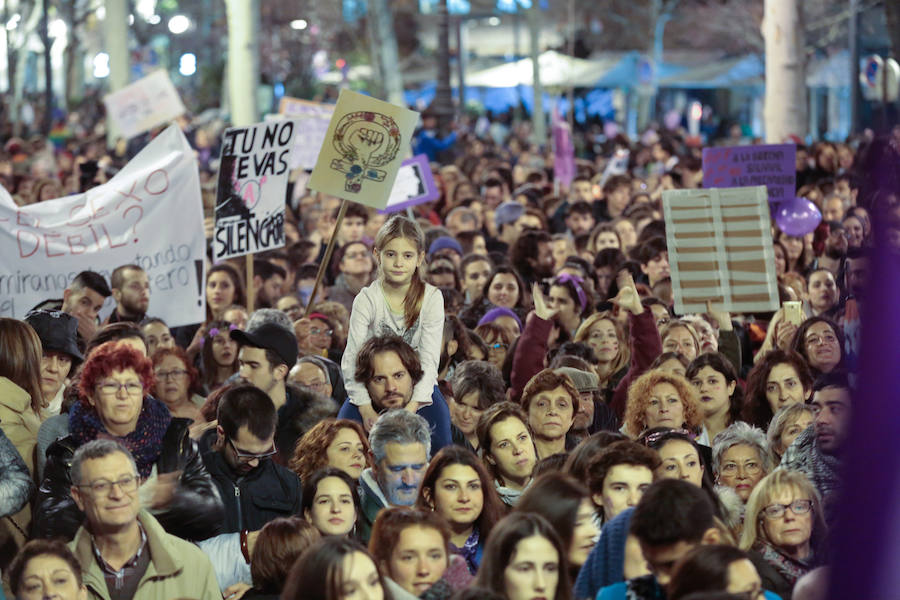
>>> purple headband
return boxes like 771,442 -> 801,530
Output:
478,307 -> 523,332
554,273 -> 587,312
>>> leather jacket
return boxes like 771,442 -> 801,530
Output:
32,417 -> 224,541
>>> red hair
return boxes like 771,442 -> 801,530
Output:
151,346 -> 201,395
79,342 -> 155,404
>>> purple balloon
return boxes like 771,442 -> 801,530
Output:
775,196 -> 822,236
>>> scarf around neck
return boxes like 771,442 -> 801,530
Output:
757,540 -> 811,586
69,395 -> 172,478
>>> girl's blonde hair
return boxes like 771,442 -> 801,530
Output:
374,215 -> 426,329
574,311 -> 630,381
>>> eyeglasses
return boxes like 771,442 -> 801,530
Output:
228,438 -> 277,463
97,381 -> 143,396
761,499 -> 813,520
155,369 -> 188,380
78,474 -> 139,496
720,461 -> 762,476
345,251 -> 369,260
310,327 -> 333,336
300,380 -> 330,392
805,333 -> 837,346
489,342 -> 508,351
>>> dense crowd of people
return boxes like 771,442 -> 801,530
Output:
0,103 -> 899,600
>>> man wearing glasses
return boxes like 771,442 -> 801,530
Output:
202,385 -> 303,533
69,439 -> 220,599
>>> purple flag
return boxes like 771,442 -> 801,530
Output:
552,107 -> 576,189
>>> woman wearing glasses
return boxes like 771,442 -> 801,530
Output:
712,423 -> 773,504
34,341 -> 222,541
151,346 -> 205,423
739,470 -> 827,600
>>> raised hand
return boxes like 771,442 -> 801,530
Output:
532,284 -> 558,321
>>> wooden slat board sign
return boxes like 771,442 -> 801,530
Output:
663,186 -> 779,315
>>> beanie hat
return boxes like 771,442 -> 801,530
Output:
477,307 -> 523,332
428,236 -> 463,259
555,366 -> 599,393
494,201 -> 525,228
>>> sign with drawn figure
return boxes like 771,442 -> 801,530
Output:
213,120 -> 298,261
278,97 -> 335,170
0,125 -> 205,327
307,89 -> 420,209
663,186 -> 779,315
702,144 -> 796,204
381,154 -> 440,213
103,70 -> 187,140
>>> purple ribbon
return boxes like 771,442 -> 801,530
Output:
554,273 -> 587,312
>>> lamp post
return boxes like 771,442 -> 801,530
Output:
434,0 -> 454,133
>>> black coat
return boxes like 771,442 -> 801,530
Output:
202,449 -> 303,533
32,418 -> 224,541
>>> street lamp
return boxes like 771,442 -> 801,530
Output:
290,19 -> 308,30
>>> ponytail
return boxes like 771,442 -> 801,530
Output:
403,267 -> 426,329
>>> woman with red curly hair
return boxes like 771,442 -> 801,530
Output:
290,418 -> 374,483
33,341 -> 223,542
151,346 -> 205,422
624,369 -> 704,439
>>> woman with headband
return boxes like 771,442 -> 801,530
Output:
546,274 -> 594,337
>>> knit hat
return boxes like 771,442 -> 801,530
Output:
477,307 -> 522,332
427,236 -> 463,260
555,366 -> 599,393
573,507 -> 635,600
494,201 -> 525,228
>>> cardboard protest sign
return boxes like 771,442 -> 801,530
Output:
663,186 -> 779,315
0,125 -> 205,327
103,70 -> 187,140
213,120 -> 298,261
307,90 -> 419,210
278,97 -> 335,170
381,154 -> 440,214
702,144 -> 796,204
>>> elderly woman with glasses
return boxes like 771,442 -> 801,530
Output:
712,422 -> 773,504
739,470 -> 827,600
33,341 -> 223,542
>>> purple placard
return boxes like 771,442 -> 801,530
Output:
379,154 -> 440,214
702,143 -> 796,204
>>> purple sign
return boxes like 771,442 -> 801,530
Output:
379,154 -> 440,214
702,143 -> 796,204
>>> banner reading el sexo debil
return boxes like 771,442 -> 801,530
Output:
0,125 -> 206,327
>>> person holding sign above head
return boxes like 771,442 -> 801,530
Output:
339,215 -> 444,431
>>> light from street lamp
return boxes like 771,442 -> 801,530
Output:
290,19 -> 308,30
168,15 -> 190,34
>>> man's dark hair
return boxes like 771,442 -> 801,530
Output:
110,264 -> 145,290
812,369 -> 851,394
510,230 -> 551,276
482,177 -> 504,192
253,259 -> 287,282
602,174 -> 631,196
630,479 -> 716,547
594,247 -> 626,271
70,270 -> 111,297
217,383 -> 278,441
635,236 -> 668,266
355,335 -> 424,388
343,202 -> 369,223
587,441 -> 661,496
566,201 -> 593,218
456,231 -> 486,256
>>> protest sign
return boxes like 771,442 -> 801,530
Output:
552,107 -> 575,189
103,70 -> 187,140
278,97 -> 335,170
307,90 -> 419,210
663,186 -> 779,315
0,125 -> 205,327
702,143 -> 796,204
213,120 -> 297,261
381,154 -> 440,214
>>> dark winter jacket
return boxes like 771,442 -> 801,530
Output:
32,418 -> 224,541
202,449 -> 303,533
